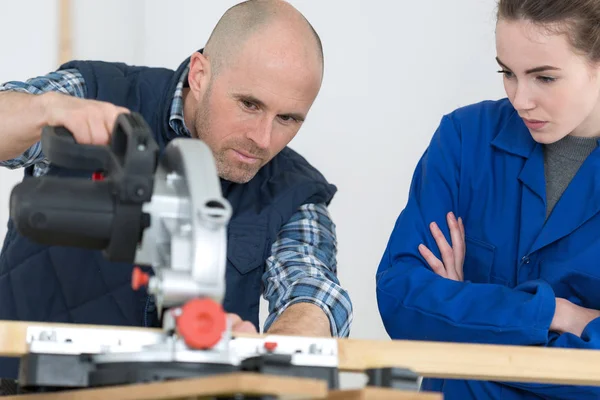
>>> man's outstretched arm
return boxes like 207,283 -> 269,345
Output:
263,203 -> 353,337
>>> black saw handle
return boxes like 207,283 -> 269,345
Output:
40,125 -> 111,172
10,112 -> 159,262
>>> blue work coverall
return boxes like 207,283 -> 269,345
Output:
376,98 -> 600,399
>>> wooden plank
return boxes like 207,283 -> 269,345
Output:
58,0 -> 72,64
326,388 -> 441,400
0,320 -> 158,358
2,373 -> 327,400
3,320 -> 600,386
338,338 -> 600,386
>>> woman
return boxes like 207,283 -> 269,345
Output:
376,1 -> 600,399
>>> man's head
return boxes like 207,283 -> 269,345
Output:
184,0 -> 324,183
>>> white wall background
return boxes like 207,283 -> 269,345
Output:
0,0 -> 505,386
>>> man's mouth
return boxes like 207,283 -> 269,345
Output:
232,149 -> 261,164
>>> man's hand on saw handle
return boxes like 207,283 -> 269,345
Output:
43,92 -> 130,145
0,91 -> 130,161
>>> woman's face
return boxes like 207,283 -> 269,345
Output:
496,18 -> 600,143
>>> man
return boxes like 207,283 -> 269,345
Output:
0,0 -> 353,381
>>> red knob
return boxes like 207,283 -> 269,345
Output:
264,341 -> 278,352
131,266 -> 150,290
177,298 -> 226,350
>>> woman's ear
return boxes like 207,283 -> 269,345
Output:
188,52 -> 211,101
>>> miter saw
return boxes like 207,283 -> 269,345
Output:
6,112 -> 342,394
7,113 -> 420,396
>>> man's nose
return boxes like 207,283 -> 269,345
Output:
246,116 -> 273,149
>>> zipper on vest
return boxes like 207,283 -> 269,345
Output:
144,295 -> 151,327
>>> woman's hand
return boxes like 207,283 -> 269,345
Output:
551,298 -> 600,337
418,212 -> 465,282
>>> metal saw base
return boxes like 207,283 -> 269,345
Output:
17,352 -> 339,394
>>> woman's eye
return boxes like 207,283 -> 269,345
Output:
538,76 -> 556,84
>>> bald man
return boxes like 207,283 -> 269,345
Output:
0,0 -> 353,382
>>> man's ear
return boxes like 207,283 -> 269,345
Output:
188,52 -> 211,101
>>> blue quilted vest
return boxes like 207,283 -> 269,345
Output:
0,55 -> 336,378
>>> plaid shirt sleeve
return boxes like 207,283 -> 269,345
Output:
0,69 -> 86,172
262,203 -> 353,337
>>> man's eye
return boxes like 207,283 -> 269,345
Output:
241,100 -> 257,110
278,115 -> 299,124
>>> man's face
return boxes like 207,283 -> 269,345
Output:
192,41 -> 322,183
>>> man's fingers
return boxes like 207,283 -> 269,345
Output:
107,106 -> 130,132
227,313 -> 242,326
89,116 -> 110,145
103,114 -> 115,141
65,120 -> 91,145
232,321 -> 258,334
419,244 -> 446,277
227,313 -> 258,334
53,98 -> 130,145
